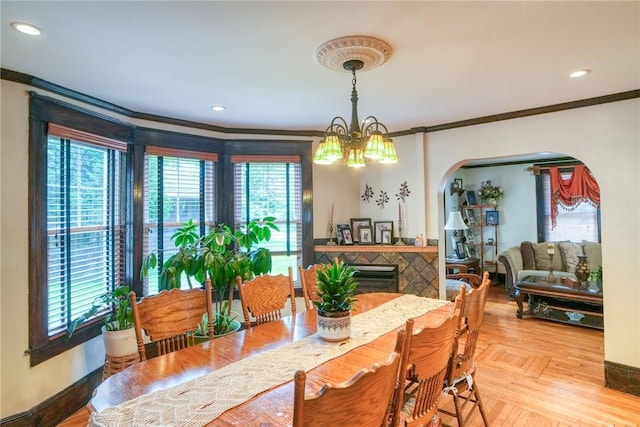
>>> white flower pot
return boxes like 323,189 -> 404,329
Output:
316,310 -> 351,342
102,326 -> 138,357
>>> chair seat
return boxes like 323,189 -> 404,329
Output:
446,279 -> 472,301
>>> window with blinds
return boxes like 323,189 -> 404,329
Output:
541,170 -> 600,242
232,156 -> 302,279
143,148 -> 217,294
46,128 -> 126,338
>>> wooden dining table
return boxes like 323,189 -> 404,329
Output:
89,292 -> 453,426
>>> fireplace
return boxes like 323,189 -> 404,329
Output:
348,264 -> 399,294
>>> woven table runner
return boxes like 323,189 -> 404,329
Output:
89,294 -> 447,427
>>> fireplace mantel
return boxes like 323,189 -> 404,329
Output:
314,245 -> 439,298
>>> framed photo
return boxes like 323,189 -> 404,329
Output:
485,210 -> 499,225
464,190 -> 478,205
350,218 -> 372,243
454,178 -> 463,189
464,229 -> 475,244
381,229 -> 392,244
465,245 -> 478,258
464,208 -> 477,225
341,228 -> 354,245
456,242 -> 466,258
336,224 -> 352,245
358,226 -> 374,244
374,221 -> 394,244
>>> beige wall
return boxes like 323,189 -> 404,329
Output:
1,79 -> 638,416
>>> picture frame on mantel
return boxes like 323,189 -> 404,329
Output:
350,218 -> 372,243
336,223 -> 352,245
374,221 -> 394,244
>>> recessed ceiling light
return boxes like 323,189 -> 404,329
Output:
569,69 -> 590,78
211,105 -> 226,112
11,22 -> 41,36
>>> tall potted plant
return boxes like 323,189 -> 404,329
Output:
313,259 -> 359,342
141,216 -> 278,336
66,285 -> 137,357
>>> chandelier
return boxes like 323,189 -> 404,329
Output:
313,36 -> 398,168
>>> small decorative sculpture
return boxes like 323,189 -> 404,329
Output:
361,184 -> 374,203
376,190 -> 389,208
396,181 -> 411,202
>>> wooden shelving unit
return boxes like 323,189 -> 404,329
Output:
460,204 -> 499,273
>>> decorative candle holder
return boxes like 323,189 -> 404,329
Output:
547,254 -> 555,282
395,220 -> 405,246
327,221 -> 336,245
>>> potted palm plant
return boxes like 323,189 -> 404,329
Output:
66,285 -> 137,357
313,259 -> 359,342
141,216 -> 278,336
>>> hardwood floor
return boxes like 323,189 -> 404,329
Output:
439,285 -> 639,427
58,286 -> 640,426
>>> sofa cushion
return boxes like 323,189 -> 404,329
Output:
558,242 -> 584,273
582,241 -> 602,272
532,242 -> 564,271
520,241 -> 536,270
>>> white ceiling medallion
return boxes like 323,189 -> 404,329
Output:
315,35 -> 392,72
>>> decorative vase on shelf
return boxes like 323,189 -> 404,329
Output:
575,255 -> 590,283
487,198 -> 497,206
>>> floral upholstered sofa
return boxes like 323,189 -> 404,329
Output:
497,240 -> 602,296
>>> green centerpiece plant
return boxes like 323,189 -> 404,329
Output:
313,259 -> 359,342
141,216 -> 278,336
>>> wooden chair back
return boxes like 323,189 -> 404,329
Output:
445,263 -> 469,274
293,329 -> 406,427
393,307 -> 460,426
237,266 -> 296,328
298,263 -> 324,310
439,271 -> 491,426
129,280 -> 213,361
446,273 -> 482,288
452,271 -> 490,376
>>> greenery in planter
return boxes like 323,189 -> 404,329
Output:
66,285 -> 133,339
312,260 -> 359,313
141,216 -> 278,335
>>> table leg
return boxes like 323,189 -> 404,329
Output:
514,290 -> 528,319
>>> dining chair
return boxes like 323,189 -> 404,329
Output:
439,271 -> 491,426
445,272 -> 482,302
298,263 -> 325,310
293,328 -> 406,427
445,263 -> 469,274
129,280 -> 214,361
392,296 -> 462,427
236,266 -> 296,328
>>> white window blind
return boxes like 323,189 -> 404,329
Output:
46,127 -> 126,337
542,171 -> 599,242
143,148 -> 217,294
232,156 -> 302,279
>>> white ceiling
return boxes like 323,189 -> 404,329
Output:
1,1 -> 639,134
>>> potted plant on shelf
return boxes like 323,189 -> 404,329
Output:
477,180 -> 504,205
141,216 -> 278,337
313,259 -> 359,342
66,285 -> 137,357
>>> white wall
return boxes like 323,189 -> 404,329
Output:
1,79 -> 638,417
426,99 -> 640,368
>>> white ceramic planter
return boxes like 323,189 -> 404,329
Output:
102,326 -> 138,357
316,310 -> 351,342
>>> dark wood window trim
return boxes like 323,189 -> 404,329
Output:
29,94 -> 313,365
28,94 -> 134,366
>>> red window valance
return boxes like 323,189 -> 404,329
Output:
549,165 -> 600,228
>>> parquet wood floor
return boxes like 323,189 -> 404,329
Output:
59,286 -> 640,426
